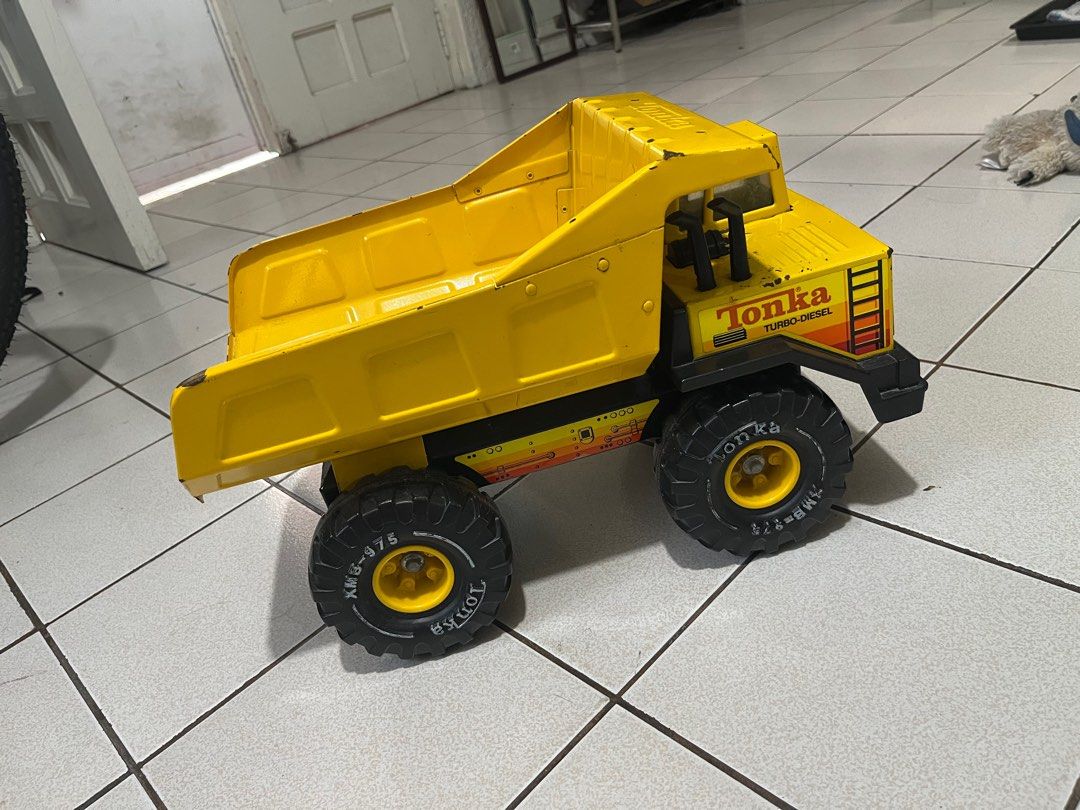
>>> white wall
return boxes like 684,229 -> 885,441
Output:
52,0 -> 259,193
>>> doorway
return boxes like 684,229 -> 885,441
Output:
212,0 -> 456,151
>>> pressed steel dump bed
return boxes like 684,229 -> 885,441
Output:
171,93 -> 782,496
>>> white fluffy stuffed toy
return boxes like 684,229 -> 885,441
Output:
981,95 -> 1080,186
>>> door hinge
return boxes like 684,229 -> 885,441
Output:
432,7 -> 452,60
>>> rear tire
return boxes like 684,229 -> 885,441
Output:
0,113 -> 28,369
655,372 -> 852,554
309,469 -> 511,658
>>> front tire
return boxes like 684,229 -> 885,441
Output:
655,372 -> 852,554
309,469 -> 511,658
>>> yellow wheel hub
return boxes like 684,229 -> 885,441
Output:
372,545 -> 454,614
723,439 -> 801,510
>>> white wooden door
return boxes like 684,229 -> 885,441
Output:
0,0 -> 165,270
224,0 -> 455,149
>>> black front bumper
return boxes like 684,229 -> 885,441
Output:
670,336 -> 927,423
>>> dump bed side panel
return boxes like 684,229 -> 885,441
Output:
172,231 -> 663,496
227,108 -> 574,358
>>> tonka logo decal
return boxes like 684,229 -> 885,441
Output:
715,286 -> 832,330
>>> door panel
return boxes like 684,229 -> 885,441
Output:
0,0 -> 165,270
227,0 -> 454,147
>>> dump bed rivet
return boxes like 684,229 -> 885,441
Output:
526,283 -> 537,296
642,300 -> 654,313
597,258 -> 610,272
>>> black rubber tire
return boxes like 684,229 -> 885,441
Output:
309,468 -> 511,658
655,372 -> 852,554
0,113 -> 28,369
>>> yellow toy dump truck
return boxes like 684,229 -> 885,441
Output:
171,93 -> 925,658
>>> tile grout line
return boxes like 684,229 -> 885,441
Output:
934,362 -> 1080,395
16,320 -> 178,419
266,478 -> 325,516
72,772 -> 133,810
43,482 -> 276,628
0,558 -> 167,809
501,553 -> 785,808
1065,770 -> 1080,810
0,628 -> 37,657
0,435 -> 166,531
137,625 -> 327,769
834,505 -> 1080,596
0,385 -> 116,450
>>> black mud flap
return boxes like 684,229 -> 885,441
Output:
669,335 -> 927,423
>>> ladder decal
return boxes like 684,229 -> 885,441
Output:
846,261 -> 885,355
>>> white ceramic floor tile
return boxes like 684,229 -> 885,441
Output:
24,245 -> 129,296
50,489 -> 321,759
0,356 -> 114,443
499,445 -> 746,689
75,296 -> 228,383
0,326 -> 64,385
949,269 -> 1080,385
1041,225 -> 1080,273
523,707 -> 772,809
309,160 -> 426,196
1015,65 -> 1080,113
457,107 -> 551,134
867,186 -> 1080,266
155,237 -> 263,293
269,196 -> 384,235
363,163 -> 467,201
774,45 -> 894,75
439,129 -> 530,166
921,61 -> 1074,96
0,635 -> 126,808
146,628 -> 606,807
862,37 -> 994,71
1,437 -> 267,622
124,337 -> 228,414
148,181 -> 251,220
162,226 -> 257,270
220,191 -> 346,234
915,20 -> 1009,43
810,66 -> 949,99
888,254 -> 1027,360
626,516 -> 1080,808
147,213 -> 206,245
191,186 -> 300,223
225,154 -> 368,191
20,267 -> 153,328
848,366 -> 1080,585
0,390 -> 168,526
0,581 -> 29,649
858,93 -> 1031,134
697,51 -> 802,79
974,38 -> 1080,65
405,107 -> 505,133
763,97 -> 900,135
300,129 -> 435,160
927,142 -> 1080,194
790,180 -> 910,226
663,76 -> 759,105
709,72 -> 850,111
30,280 -> 198,353
277,465 -> 324,512
87,776 -> 154,810
389,132 -> 501,163
776,134 -> 840,169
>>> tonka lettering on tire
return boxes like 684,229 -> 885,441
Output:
309,469 -> 511,658
655,371 -> 852,555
